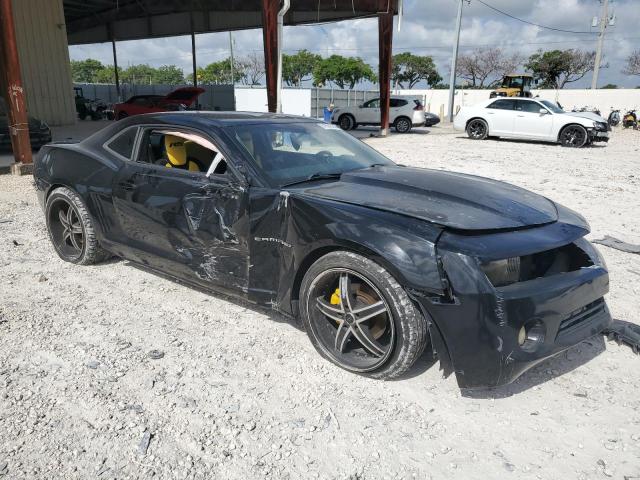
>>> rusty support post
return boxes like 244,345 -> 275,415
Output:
109,24 -> 121,102
378,4 -> 393,136
261,0 -> 279,113
0,0 -> 33,172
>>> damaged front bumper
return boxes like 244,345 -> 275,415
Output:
417,220 -> 611,389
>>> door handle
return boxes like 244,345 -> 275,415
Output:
487,112 -> 495,114
118,180 -> 137,191
517,115 -> 525,117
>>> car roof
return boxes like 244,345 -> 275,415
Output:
119,111 -> 321,128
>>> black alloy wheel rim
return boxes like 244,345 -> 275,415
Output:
307,268 -> 395,372
48,198 -> 84,260
562,126 -> 586,147
340,116 -> 353,130
397,118 -> 410,132
468,120 -> 486,138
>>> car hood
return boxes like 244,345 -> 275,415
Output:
296,166 -> 558,232
566,111 -> 606,123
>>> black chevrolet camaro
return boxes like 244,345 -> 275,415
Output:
33,112 -> 611,389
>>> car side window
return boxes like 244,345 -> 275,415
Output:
135,128 -> 228,176
389,99 -> 408,108
363,99 -> 380,108
105,127 -> 138,160
487,99 -> 516,110
516,100 -> 544,113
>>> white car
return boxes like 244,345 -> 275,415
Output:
453,97 -> 610,147
331,97 -> 428,133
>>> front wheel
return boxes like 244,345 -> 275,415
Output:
300,251 -> 429,379
466,118 -> 488,140
559,124 -> 588,148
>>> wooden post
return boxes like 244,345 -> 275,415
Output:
261,0 -> 279,113
109,24 -> 121,102
378,4 -> 393,136
190,12 -> 198,88
0,0 -> 33,173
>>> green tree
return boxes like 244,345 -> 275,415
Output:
121,64 -> 157,85
282,50 -> 321,86
601,83 -> 618,89
93,65 -> 122,84
194,58 -> 246,85
525,49 -> 596,89
312,55 -> 376,89
623,50 -> 640,76
153,65 -> 185,85
70,59 -> 104,83
391,52 -> 441,88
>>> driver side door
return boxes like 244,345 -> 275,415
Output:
358,98 -> 381,124
110,126 -> 251,295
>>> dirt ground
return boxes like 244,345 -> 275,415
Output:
1,126 -> 639,480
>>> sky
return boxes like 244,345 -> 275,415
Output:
68,0 -> 640,89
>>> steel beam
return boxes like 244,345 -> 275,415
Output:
261,0 -> 278,113
378,3 -> 393,136
0,0 -> 33,172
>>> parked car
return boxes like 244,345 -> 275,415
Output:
113,87 -> 205,120
0,98 -> 51,151
424,111 -> 441,127
454,97 -> 610,147
331,97 -> 428,133
33,112 -> 611,389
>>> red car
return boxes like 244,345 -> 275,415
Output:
114,87 -> 205,120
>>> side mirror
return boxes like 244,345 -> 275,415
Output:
539,108 -> 549,115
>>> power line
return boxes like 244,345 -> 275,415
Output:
474,0 -> 598,35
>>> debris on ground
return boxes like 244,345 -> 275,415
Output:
593,235 -> 640,254
147,350 -> 165,360
138,430 -> 152,455
603,320 -> 640,353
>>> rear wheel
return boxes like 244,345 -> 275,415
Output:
394,116 -> 412,133
559,124 -> 588,148
338,114 -> 355,131
300,251 -> 428,379
45,187 -> 111,265
466,118 -> 488,140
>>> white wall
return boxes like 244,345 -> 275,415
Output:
394,88 -> 640,120
235,88 -> 311,117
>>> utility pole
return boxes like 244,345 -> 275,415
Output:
591,0 -> 609,89
448,0 -> 464,122
229,31 -> 235,86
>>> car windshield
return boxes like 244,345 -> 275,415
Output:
227,122 -> 394,187
540,100 -> 564,114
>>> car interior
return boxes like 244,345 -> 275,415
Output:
137,129 -> 227,175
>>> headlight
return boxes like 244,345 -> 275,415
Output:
481,257 -> 521,287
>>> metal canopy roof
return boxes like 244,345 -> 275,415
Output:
64,0 -> 397,45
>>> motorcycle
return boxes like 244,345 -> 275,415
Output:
622,110 -> 638,129
607,108 -> 621,127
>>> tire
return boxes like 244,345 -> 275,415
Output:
300,251 -> 429,380
45,187 -> 111,265
559,124 -> 588,148
394,116 -> 412,134
338,114 -> 355,131
466,118 -> 489,140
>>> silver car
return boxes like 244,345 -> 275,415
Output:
331,97 -> 429,133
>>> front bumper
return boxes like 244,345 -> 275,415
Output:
419,222 -> 611,389
588,129 -> 610,143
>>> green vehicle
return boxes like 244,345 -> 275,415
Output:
74,87 -> 106,121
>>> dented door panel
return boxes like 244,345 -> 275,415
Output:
112,163 -> 249,294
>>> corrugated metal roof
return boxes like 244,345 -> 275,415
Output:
64,0 -> 397,45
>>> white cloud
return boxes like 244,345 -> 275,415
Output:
69,0 -> 640,88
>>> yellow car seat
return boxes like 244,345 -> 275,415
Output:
164,135 -> 201,172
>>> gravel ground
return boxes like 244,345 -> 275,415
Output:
1,126 -> 639,479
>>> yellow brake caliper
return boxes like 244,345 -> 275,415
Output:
330,288 -> 341,306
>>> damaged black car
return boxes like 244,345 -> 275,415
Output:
33,112 -> 611,389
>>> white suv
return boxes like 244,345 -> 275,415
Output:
331,97 -> 427,133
